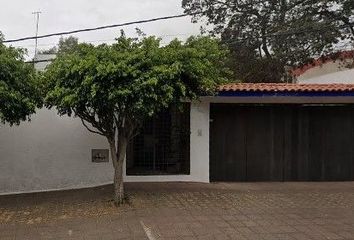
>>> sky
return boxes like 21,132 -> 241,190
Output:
0,0 -> 203,59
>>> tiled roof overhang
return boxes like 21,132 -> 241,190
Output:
292,50 -> 354,77
218,83 -> 354,97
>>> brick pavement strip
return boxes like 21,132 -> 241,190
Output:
0,182 -> 354,239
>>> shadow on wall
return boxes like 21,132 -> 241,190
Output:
0,108 -> 113,195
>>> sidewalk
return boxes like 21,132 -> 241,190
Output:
1,182 -> 354,239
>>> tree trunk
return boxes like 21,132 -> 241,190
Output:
109,135 -> 128,205
113,163 -> 124,205
260,23 -> 271,59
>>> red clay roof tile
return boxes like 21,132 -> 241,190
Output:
219,83 -> 354,92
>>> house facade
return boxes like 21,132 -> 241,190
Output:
294,50 -> 354,84
0,103 -> 210,195
1,83 -> 354,195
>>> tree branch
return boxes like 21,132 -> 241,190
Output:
76,111 -> 111,137
261,24 -> 271,58
316,9 -> 354,36
80,118 -> 106,137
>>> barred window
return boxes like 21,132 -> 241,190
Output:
126,104 -> 190,176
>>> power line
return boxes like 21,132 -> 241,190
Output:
4,11 -> 350,46
20,22 -> 345,51
14,33 -> 197,48
3,8 -> 352,45
15,14 -> 351,63
25,33 -> 198,63
3,13 -> 194,43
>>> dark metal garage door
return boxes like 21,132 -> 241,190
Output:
210,104 -> 354,182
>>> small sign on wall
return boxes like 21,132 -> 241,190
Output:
92,149 -> 109,163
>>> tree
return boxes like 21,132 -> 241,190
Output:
0,33 -> 41,125
43,33 -> 230,204
309,0 -> 354,40
58,36 -> 79,54
37,36 -> 79,55
182,0 -> 344,82
38,47 -> 57,55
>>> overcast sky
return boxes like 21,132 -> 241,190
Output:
1,0 -> 202,58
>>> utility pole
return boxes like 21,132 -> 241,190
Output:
32,11 -> 41,58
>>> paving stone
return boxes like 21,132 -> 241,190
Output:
0,182 -> 353,239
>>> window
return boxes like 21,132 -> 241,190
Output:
126,104 -> 190,175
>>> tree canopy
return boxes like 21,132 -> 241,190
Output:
183,0 -> 353,82
43,33 -> 230,204
38,36 -> 79,55
0,33 -> 41,125
309,0 -> 353,40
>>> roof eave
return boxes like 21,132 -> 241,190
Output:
218,91 -> 354,97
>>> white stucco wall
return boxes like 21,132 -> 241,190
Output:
297,60 -> 354,82
4,95 -> 354,195
298,68 -> 354,84
0,108 -> 113,195
0,102 -> 212,195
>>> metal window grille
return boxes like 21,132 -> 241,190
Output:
126,104 -> 190,175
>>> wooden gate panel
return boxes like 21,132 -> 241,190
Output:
283,107 -> 299,181
210,105 -> 246,181
245,107 -> 284,181
210,104 -> 354,182
322,107 -> 353,181
307,108 -> 326,181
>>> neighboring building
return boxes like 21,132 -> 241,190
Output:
294,50 -> 354,84
297,68 -> 354,84
2,83 -> 354,195
33,54 -> 56,71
